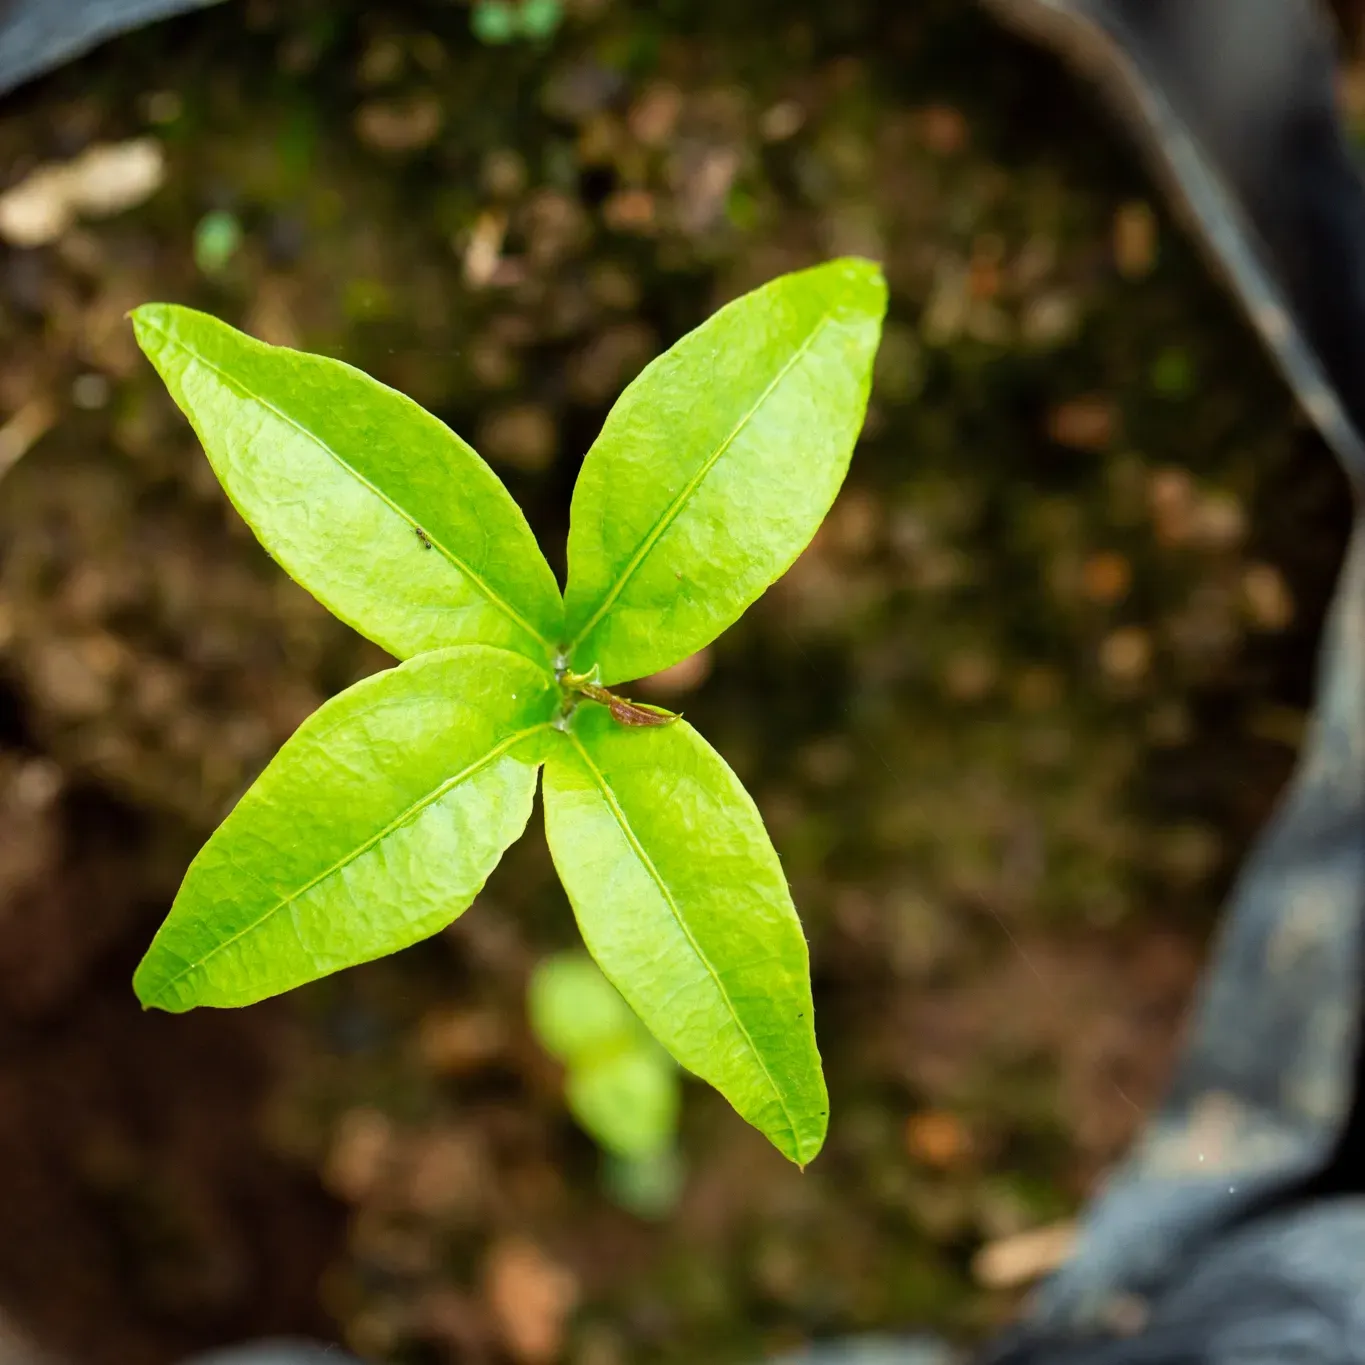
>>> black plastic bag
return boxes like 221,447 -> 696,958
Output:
976,1 -> 1365,1360
0,0 -> 222,98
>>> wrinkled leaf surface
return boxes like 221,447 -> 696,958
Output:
132,304 -> 563,662
564,258 -> 886,684
136,646 -> 555,1010
542,707 -> 827,1164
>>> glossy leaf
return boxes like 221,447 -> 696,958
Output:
135,646 -> 556,1011
131,303 -> 564,663
563,257 -> 887,685
542,706 -> 827,1165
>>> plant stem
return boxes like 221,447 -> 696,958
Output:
557,669 -> 678,728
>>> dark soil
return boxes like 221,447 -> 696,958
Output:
0,2 -> 1356,1362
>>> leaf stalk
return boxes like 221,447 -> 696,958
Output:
557,664 -> 678,729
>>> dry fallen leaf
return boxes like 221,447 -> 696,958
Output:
905,1110 -> 972,1170
355,94 -> 444,153
0,396 -> 56,483
464,211 -> 507,288
324,1107 -> 397,1204
1113,201 -> 1158,278
1047,395 -> 1117,451
1081,552 -> 1132,606
485,1237 -> 579,1364
973,1219 -> 1077,1289
1242,562 -> 1295,631
477,404 -> 559,473
0,139 -> 165,247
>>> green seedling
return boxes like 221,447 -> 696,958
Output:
193,210 -> 242,276
471,0 -> 562,45
530,951 -> 683,1215
129,258 -> 886,1165
531,951 -> 686,1215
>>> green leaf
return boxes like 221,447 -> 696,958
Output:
131,303 -> 564,664
568,1048 -> 679,1159
471,0 -> 517,43
542,706 -> 827,1165
530,952 -> 681,1158
135,646 -> 556,1011
563,258 -> 886,685
518,0 -> 564,40
529,951 -> 648,1064
602,1146 -> 684,1219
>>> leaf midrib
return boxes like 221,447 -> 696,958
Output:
567,306 -> 839,657
565,731 -> 803,1158
143,722 -> 552,1005
141,315 -> 555,655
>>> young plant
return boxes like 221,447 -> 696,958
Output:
530,951 -> 681,1161
530,951 -> 685,1217
470,0 -> 562,44
130,258 -> 886,1166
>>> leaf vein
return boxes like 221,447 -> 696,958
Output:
146,722 -> 551,1004
141,316 -> 553,654
565,732 -> 800,1152
568,307 -> 839,654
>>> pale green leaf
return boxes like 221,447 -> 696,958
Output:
602,1147 -> 684,1219
568,1048 -> 680,1159
563,258 -> 886,685
135,646 -> 556,1011
542,707 -> 827,1165
530,951 -> 680,1158
131,303 -> 564,663
529,950 -> 648,1064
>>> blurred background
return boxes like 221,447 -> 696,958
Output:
1,0 -> 1364,1361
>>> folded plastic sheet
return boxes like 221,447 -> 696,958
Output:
975,1 -> 1365,1360
0,0 -> 223,98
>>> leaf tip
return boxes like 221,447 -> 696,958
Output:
128,301 -> 174,355
766,1111 -> 828,1168
781,1097 -> 829,1168
133,980 -> 164,1013
133,955 -> 191,1014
